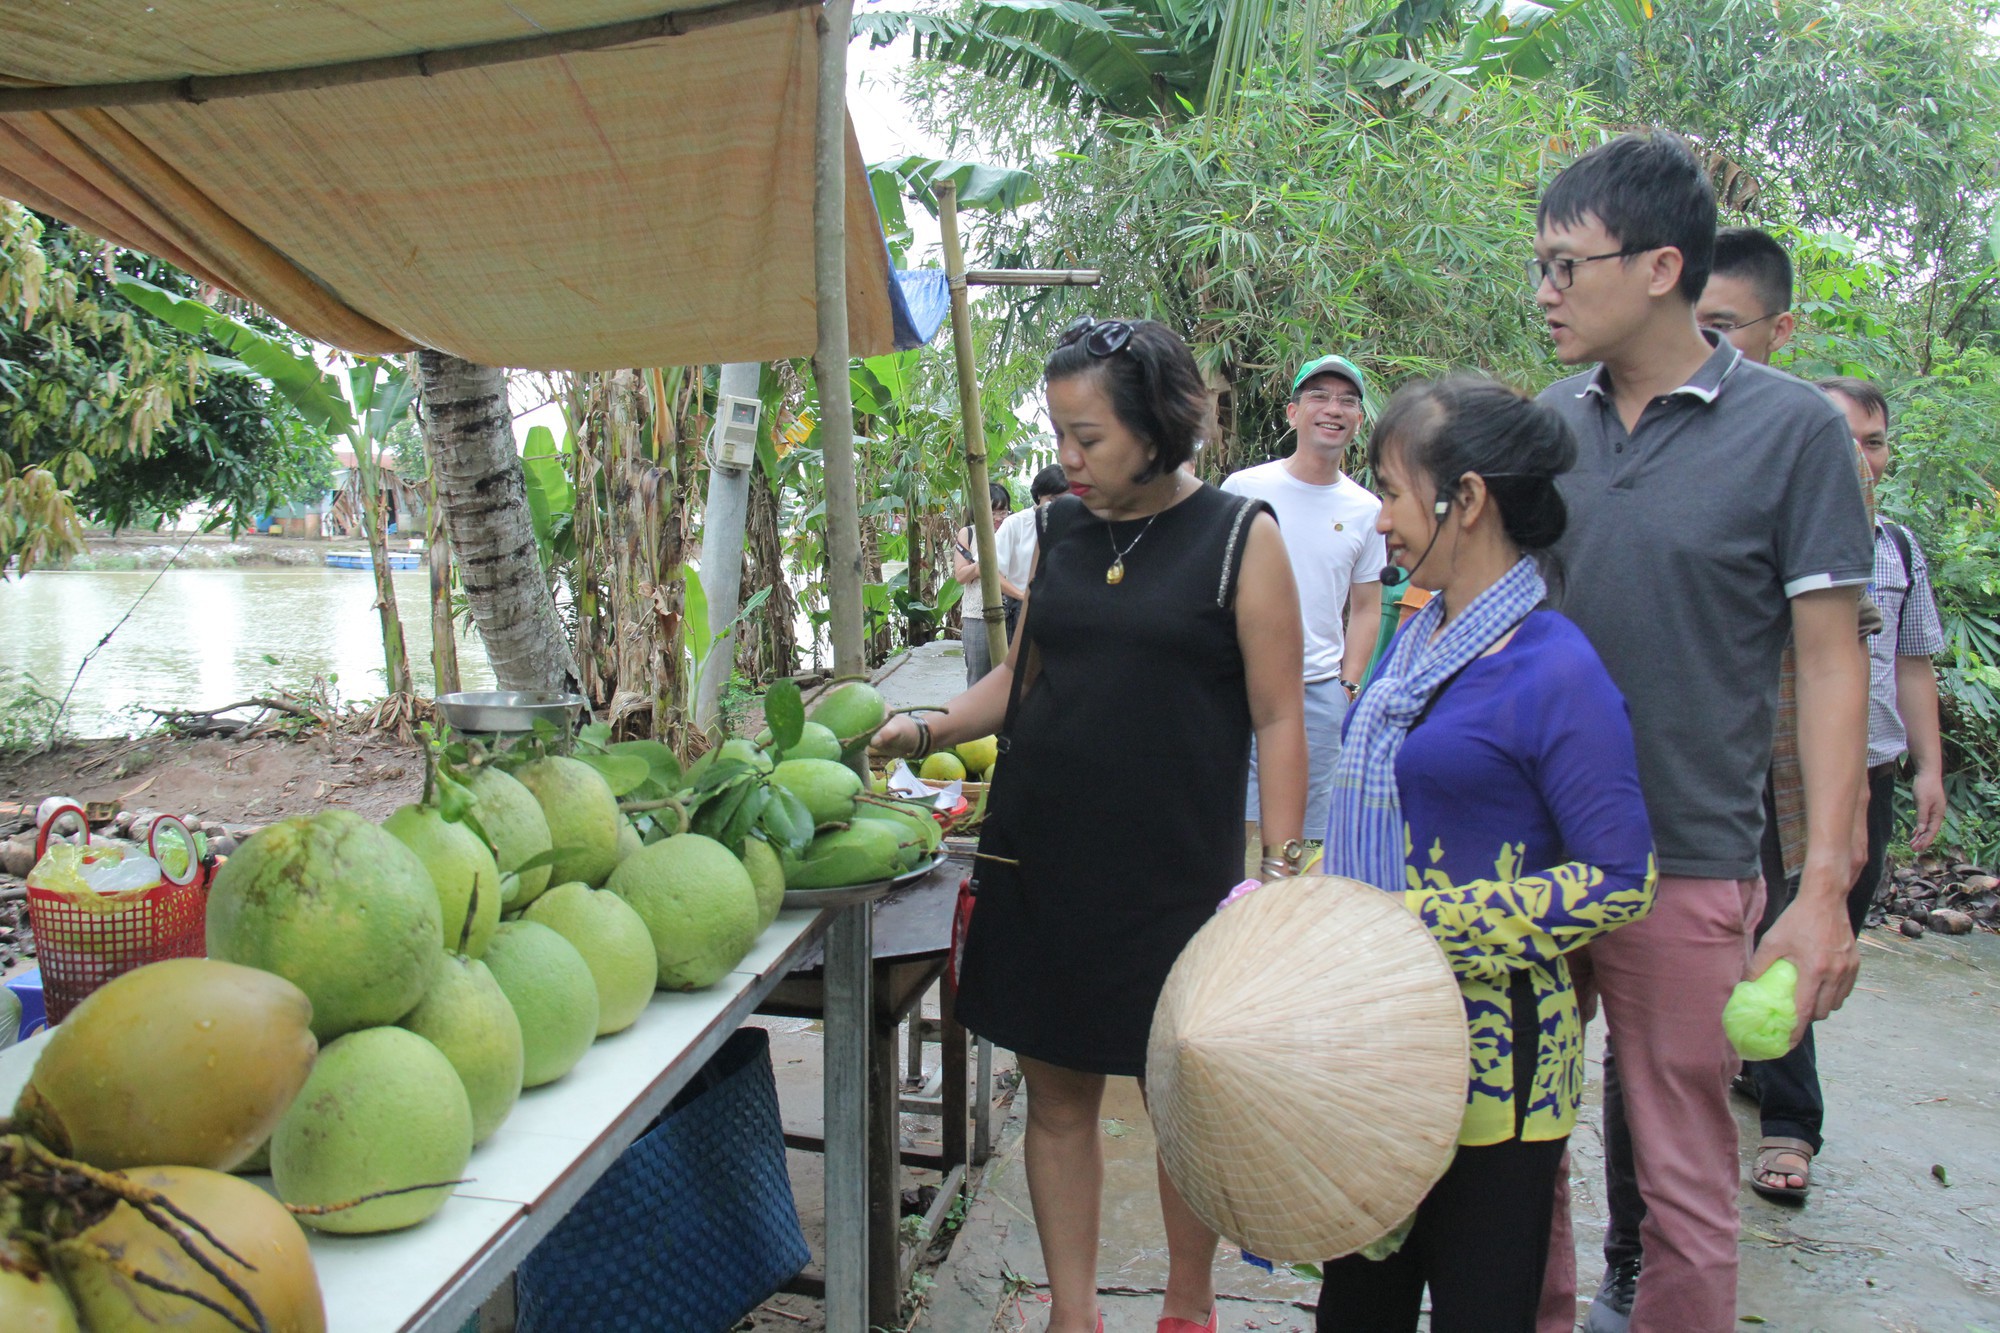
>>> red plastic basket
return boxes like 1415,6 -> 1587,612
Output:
26,806 -> 209,1025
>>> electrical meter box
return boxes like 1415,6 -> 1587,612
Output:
709,395 -> 761,470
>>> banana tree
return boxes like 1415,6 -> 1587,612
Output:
336,361 -> 419,698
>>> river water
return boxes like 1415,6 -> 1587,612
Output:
0,568 -> 495,738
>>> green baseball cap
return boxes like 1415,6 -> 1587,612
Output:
1291,354 -> 1367,398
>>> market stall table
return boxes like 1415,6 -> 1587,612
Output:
0,903 -> 878,1332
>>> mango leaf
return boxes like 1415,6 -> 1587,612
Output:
112,277 -> 357,434
575,752 -> 650,797
607,739 -> 681,790
765,678 -> 806,753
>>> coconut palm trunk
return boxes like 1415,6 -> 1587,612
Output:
415,350 -> 575,694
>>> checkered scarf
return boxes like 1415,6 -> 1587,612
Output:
1324,556 -> 1547,894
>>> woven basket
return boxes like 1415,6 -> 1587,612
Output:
1146,875 -> 1468,1262
516,1027 -> 808,1332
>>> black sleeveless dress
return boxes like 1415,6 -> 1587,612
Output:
955,485 -> 1270,1076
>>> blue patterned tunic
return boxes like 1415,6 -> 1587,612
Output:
1366,609 -> 1657,1145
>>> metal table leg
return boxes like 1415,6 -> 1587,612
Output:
823,902 -> 873,1332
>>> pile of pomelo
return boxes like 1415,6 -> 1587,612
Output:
0,677 -> 968,1330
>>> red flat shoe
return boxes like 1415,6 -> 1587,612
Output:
1157,1309 -> 1218,1333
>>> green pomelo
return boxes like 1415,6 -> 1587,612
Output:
607,835 -> 760,990
919,751 -> 967,782
15,958 -> 317,1172
53,1165 -> 325,1333
808,682 -> 887,747
615,816 -> 644,865
739,836 -> 787,930
523,882 -> 660,1036
383,804 -> 502,959
482,921 -> 600,1085
719,737 -> 774,772
398,955 -> 525,1144
206,812 -> 442,1042
465,766 -> 554,909
783,721 -> 843,763
769,758 -> 863,825
272,1027 -> 473,1234
784,821 -> 904,890
515,756 -> 624,889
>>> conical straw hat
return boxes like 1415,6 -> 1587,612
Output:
1147,874 -> 1468,1261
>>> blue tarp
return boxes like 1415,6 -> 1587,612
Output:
890,268 -> 951,350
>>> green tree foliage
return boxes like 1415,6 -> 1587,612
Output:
890,0 -> 2000,852
0,206 -> 335,571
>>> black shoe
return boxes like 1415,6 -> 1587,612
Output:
1585,1259 -> 1639,1333
1731,1071 -> 1760,1103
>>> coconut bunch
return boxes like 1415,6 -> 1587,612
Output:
0,959 -> 332,1331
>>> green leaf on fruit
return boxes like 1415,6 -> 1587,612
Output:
607,739 -> 681,788
765,678 -> 806,752
513,845 -> 589,875
576,751 -> 651,797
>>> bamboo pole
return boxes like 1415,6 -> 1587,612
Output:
815,0 -> 864,680
0,0 -> 817,113
964,269 -> 1102,287
936,181 -> 1008,674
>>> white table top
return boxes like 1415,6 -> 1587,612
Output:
0,907 -> 832,1332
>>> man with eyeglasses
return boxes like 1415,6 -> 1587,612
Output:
1221,354 -> 1385,848
1527,133 -> 1871,1333
1580,224 -> 1885,1331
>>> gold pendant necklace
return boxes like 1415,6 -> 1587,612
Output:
1105,509 -> 1164,585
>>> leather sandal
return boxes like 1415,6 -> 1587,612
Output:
1750,1136 -> 1814,1203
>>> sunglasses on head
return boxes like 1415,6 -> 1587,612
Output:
1057,316 -> 1134,357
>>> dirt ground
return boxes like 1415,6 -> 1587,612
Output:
0,729 -> 426,837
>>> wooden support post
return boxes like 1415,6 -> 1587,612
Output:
936,181 -> 1008,674
814,0 -> 864,679
869,966 -> 902,1325
941,973 -> 969,1171
822,902 -> 872,1333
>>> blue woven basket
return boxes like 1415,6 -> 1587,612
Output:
517,1026 -> 810,1333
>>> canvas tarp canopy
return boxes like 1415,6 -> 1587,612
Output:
0,0 -> 897,370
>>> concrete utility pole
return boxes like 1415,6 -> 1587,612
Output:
693,361 -> 759,734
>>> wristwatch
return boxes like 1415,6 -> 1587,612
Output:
1339,678 -> 1361,700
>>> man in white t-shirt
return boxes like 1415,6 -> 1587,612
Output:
1221,353 -> 1387,840
992,465 -> 1068,644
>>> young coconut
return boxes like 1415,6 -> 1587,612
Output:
50,1164 -> 326,1333
0,1233 -> 81,1333
13,958 -> 317,1172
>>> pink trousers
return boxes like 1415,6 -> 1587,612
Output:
1538,875 -> 1763,1333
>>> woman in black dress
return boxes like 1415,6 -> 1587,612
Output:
874,319 -> 1308,1333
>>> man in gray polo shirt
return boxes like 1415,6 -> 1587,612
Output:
1528,132 -> 1871,1333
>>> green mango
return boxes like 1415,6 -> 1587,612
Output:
782,822 -> 904,890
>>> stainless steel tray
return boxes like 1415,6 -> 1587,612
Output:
436,690 -> 587,734
780,850 -> 951,910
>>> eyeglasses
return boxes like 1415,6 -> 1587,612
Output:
1299,389 -> 1363,410
1058,316 -> 1134,357
1524,247 -> 1651,292
1699,311 -> 1780,333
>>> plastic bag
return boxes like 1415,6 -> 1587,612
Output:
27,843 -> 166,909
